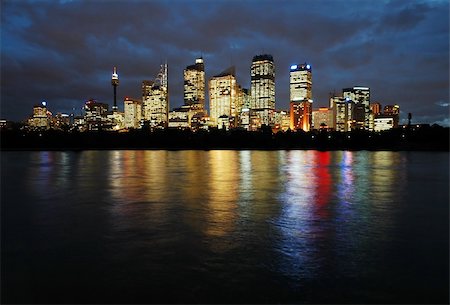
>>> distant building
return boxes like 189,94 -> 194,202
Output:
142,63 -> 169,128
289,63 -> 313,131
272,110 -> 290,132
209,66 -> 240,128
312,107 -> 333,130
184,57 -> 205,111
290,100 -> 312,131
374,117 -> 395,131
250,54 -> 275,126
124,97 -> 142,129
290,63 -> 312,101
84,99 -> 109,131
168,105 -> 199,129
331,96 -> 354,132
382,104 -> 400,128
29,102 -> 50,129
342,86 -> 370,129
370,102 -> 382,116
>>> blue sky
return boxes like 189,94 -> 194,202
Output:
1,0 -> 449,125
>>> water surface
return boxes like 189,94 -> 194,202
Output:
1,150 -> 448,303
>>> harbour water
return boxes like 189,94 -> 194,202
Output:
1,150 -> 449,303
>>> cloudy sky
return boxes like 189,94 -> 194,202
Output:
1,0 -> 449,125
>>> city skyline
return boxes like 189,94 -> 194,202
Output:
1,0 -> 449,126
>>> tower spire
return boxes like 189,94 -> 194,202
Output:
111,66 -> 119,111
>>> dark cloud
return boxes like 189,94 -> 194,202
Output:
1,0 -> 449,126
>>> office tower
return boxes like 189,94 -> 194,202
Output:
290,63 -> 312,101
342,86 -> 370,129
331,96 -> 354,132
142,63 -> 169,128
290,101 -> 312,131
209,66 -> 239,128
111,67 -> 119,112
289,63 -> 313,131
84,99 -> 109,131
312,107 -> 334,130
29,102 -> 49,129
250,54 -> 275,126
124,97 -> 142,129
184,57 -> 205,110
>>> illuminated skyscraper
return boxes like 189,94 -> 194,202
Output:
29,101 -> 49,129
289,63 -> 313,131
124,97 -> 142,129
290,63 -> 312,101
209,66 -> 239,128
342,86 -> 370,129
250,54 -> 275,126
142,63 -> 169,128
184,57 -> 205,110
331,96 -> 354,132
290,101 -> 312,131
111,67 -> 119,112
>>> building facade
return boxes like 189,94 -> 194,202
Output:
342,86 -> 370,129
209,66 -> 239,127
290,63 -> 312,101
142,64 -> 169,128
84,99 -> 109,131
124,97 -> 142,129
184,57 -> 205,110
250,54 -> 275,126
312,107 -> 334,130
289,63 -> 313,131
290,100 -> 312,131
331,96 -> 354,132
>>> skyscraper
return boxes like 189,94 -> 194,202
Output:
209,66 -> 239,128
111,67 -> 119,112
184,57 -> 205,110
124,97 -> 142,129
290,63 -> 312,101
289,63 -> 313,131
342,86 -> 370,129
290,101 -> 312,131
142,63 -> 169,128
250,54 -> 275,126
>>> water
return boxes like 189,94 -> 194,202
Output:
1,150 -> 449,303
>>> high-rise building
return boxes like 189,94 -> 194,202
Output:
184,57 -> 205,110
331,96 -> 354,132
312,107 -> 334,130
342,86 -> 370,129
290,63 -> 312,101
111,67 -> 119,112
124,97 -> 142,129
84,99 -> 109,131
29,101 -> 49,129
142,63 -> 169,128
209,66 -> 240,128
290,101 -> 312,131
250,54 -> 275,126
289,63 -> 313,131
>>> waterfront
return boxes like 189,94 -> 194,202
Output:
1,150 -> 449,303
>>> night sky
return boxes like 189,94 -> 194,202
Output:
1,0 -> 449,125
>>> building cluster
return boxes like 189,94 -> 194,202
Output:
26,55 -> 401,133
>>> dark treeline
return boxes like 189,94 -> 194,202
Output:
1,125 -> 448,151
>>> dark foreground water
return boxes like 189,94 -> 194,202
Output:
1,150 -> 449,304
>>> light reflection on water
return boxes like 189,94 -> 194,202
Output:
1,150 -> 448,303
